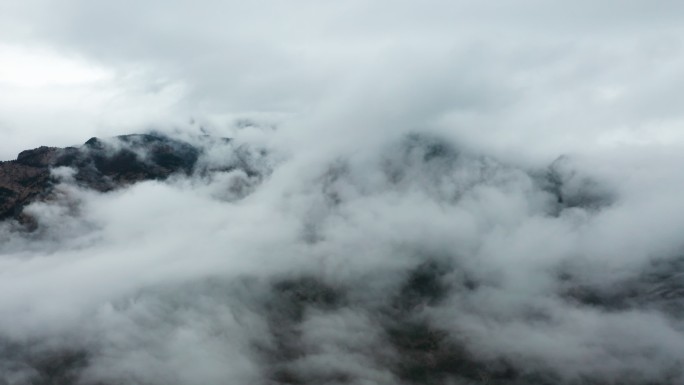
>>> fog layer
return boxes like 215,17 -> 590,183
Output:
0,130 -> 683,384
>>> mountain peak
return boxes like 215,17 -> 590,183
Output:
0,134 -> 201,223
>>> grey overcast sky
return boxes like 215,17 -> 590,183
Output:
2,0 -> 684,161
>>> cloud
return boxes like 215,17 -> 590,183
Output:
0,130 -> 683,383
2,1 -> 684,161
2,1 -> 684,384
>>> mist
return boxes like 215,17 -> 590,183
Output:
0,129 -> 682,384
2,1 -> 684,384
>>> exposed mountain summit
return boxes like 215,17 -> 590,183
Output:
0,134 -> 200,223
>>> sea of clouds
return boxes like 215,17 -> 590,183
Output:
2,1 -> 684,383
0,127 -> 683,384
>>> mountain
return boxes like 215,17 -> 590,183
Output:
0,134 -> 200,225
1,133 -> 683,385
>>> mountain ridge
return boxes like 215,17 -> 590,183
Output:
0,133 -> 200,224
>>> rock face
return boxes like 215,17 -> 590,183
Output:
0,134 -> 200,222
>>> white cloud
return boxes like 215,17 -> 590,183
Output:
2,1 -> 684,383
